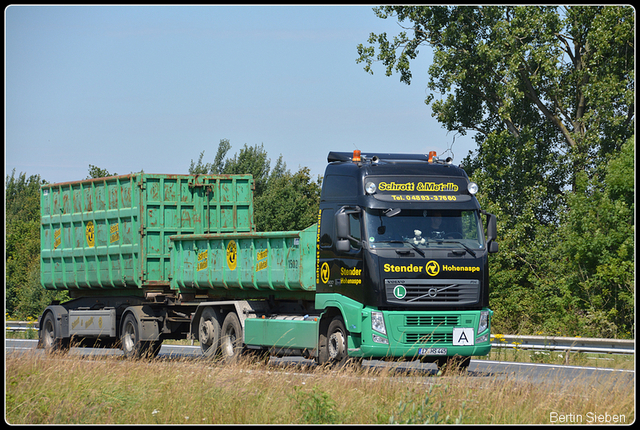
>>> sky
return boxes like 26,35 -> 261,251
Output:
5,5 -> 477,185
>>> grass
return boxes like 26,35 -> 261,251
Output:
5,351 -> 635,425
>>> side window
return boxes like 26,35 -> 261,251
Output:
319,209 -> 334,248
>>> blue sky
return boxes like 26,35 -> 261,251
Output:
5,5 -> 476,184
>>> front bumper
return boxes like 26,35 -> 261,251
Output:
349,308 -> 492,360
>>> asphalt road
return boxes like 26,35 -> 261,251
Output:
6,338 -> 634,389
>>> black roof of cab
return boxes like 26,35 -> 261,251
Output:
321,151 -> 479,210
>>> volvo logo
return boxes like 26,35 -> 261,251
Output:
427,288 -> 438,298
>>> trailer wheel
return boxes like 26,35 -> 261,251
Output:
220,312 -> 243,363
326,316 -> 348,366
121,312 -> 160,359
40,311 -> 69,355
198,307 -> 221,358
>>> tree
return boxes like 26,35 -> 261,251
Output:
190,138 -> 231,175
87,164 -> 117,179
357,6 -> 634,189
357,6 -> 634,337
255,167 -> 321,232
5,170 -> 67,318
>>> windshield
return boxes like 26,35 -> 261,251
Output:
364,208 -> 485,250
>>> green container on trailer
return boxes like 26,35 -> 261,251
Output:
41,173 -> 254,291
170,224 -> 317,300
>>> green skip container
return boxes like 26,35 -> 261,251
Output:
41,173 -> 254,291
170,224 -> 318,300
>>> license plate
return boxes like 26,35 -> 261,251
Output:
419,347 -> 447,355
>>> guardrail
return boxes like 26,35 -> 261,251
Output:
5,322 -> 635,355
491,334 -> 635,355
6,321 -> 38,332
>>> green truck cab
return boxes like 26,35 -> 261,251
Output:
312,151 -> 497,368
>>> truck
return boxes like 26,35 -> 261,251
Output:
38,151 -> 498,371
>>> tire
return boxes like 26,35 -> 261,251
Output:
325,316 -> 348,366
198,307 -> 221,358
40,311 -> 69,355
121,312 -> 145,359
220,312 -> 243,364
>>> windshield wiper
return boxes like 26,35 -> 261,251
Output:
378,240 -> 426,257
440,240 -> 477,257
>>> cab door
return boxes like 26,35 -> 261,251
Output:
317,206 -> 364,303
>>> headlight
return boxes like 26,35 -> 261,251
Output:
467,182 -> 479,195
371,311 -> 386,335
478,310 -> 489,334
365,181 -> 377,194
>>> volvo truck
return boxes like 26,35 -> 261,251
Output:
38,151 -> 497,371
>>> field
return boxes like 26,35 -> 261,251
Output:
5,352 -> 635,425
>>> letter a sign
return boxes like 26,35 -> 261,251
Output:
453,328 -> 475,346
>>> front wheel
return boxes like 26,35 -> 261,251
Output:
323,316 -> 349,367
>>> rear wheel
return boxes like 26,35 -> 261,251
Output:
40,311 -> 69,355
120,312 -> 160,359
198,307 -> 221,358
220,312 -> 243,363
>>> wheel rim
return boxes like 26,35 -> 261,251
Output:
123,320 -> 136,353
200,320 -> 215,346
328,330 -> 345,360
222,325 -> 237,356
43,318 -> 55,349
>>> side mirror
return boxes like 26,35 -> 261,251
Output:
335,208 -> 360,253
336,212 -> 350,240
486,212 -> 499,253
336,239 -> 351,253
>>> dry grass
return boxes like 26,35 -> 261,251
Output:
5,351 -> 635,425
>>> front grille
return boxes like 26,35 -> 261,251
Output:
406,315 -> 459,326
386,279 -> 480,306
405,332 -> 453,344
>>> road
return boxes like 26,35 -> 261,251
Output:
6,339 -> 634,388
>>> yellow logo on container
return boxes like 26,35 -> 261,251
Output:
54,228 -> 62,250
226,240 -> 237,271
86,222 -> 95,248
110,223 -> 120,244
197,250 -> 208,272
256,249 -> 268,272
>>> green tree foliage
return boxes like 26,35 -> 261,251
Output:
190,140 -> 321,232
87,164 -> 117,179
5,170 -> 63,318
358,6 -> 634,337
256,167 -> 322,232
